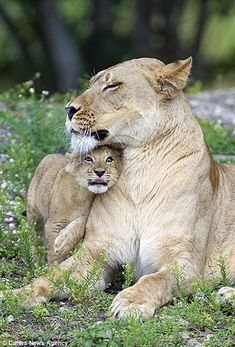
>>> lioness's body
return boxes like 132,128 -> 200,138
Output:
27,147 -> 122,265
4,57 -> 234,315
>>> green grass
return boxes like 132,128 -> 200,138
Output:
0,82 -> 234,346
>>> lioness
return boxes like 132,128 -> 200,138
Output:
27,146 -> 122,265
2,57 -> 235,316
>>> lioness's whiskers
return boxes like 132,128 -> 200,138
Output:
140,113 -> 151,127
127,121 -> 138,141
92,125 -> 100,143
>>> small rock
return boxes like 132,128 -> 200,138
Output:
9,223 -> 16,228
7,315 -> 15,323
188,339 -> 205,347
181,332 -> 190,340
4,217 -> 14,223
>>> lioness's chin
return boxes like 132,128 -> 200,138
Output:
71,134 -> 98,154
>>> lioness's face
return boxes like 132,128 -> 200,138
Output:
67,146 -> 122,194
65,57 -> 192,153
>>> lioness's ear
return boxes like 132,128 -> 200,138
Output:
156,57 -> 192,96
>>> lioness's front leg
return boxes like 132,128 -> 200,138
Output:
111,267 -> 175,319
54,216 -> 86,257
111,259 -> 199,319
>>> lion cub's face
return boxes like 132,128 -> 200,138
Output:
66,146 -> 122,194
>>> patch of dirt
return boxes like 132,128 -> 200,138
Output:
188,89 -> 235,129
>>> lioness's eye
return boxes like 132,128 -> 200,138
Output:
84,156 -> 94,163
103,82 -> 121,92
105,156 -> 114,163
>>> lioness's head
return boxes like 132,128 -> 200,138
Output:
65,57 -> 192,153
65,146 -> 122,194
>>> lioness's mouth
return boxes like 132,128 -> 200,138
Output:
71,128 -> 109,141
91,130 -> 109,141
71,128 -> 79,135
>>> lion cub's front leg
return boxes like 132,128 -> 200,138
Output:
45,219 -> 70,265
54,216 -> 87,256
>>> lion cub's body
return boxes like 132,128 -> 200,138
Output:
27,147 -> 122,264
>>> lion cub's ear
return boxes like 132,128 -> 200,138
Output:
65,152 -> 79,161
65,152 -> 82,175
156,57 -> 192,96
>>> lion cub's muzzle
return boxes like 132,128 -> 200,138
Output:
87,169 -> 111,194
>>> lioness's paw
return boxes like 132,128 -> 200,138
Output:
54,229 -> 71,255
217,287 -> 235,304
111,286 -> 155,319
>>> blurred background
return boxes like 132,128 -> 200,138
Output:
0,0 -> 235,92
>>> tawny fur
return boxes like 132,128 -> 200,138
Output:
2,57 -> 235,317
26,147 -> 122,265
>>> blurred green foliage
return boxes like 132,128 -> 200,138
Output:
0,0 -> 234,91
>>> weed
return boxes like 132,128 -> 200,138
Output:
170,263 -> 186,300
122,261 -> 135,289
30,304 -> 49,320
197,117 -> 235,155
217,253 -> 230,286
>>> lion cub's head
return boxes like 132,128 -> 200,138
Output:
65,146 -> 122,194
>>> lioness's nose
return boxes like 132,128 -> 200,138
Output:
65,105 -> 81,120
94,169 -> 106,177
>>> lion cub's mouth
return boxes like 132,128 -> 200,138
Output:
88,178 -> 108,187
71,128 -> 109,141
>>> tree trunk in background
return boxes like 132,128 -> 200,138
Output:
189,0 -> 209,79
153,0 -> 185,62
92,0 -> 114,31
133,0 -> 153,57
34,0 -> 83,91
0,5 -> 33,66
88,0 -> 122,71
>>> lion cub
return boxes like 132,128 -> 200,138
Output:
27,146 -> 122,265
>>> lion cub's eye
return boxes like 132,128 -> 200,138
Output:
84,156 -> 94,163
105,156 -> 114,163
103,82 -> 121,92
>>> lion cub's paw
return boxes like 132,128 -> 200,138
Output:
111,286 -> 155,319
24,294 -> 47,310
54,227 -> 73,255
217,287 -> 235,304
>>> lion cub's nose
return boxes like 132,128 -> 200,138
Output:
65,105 -> 81,120
94,169 -> 106,177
